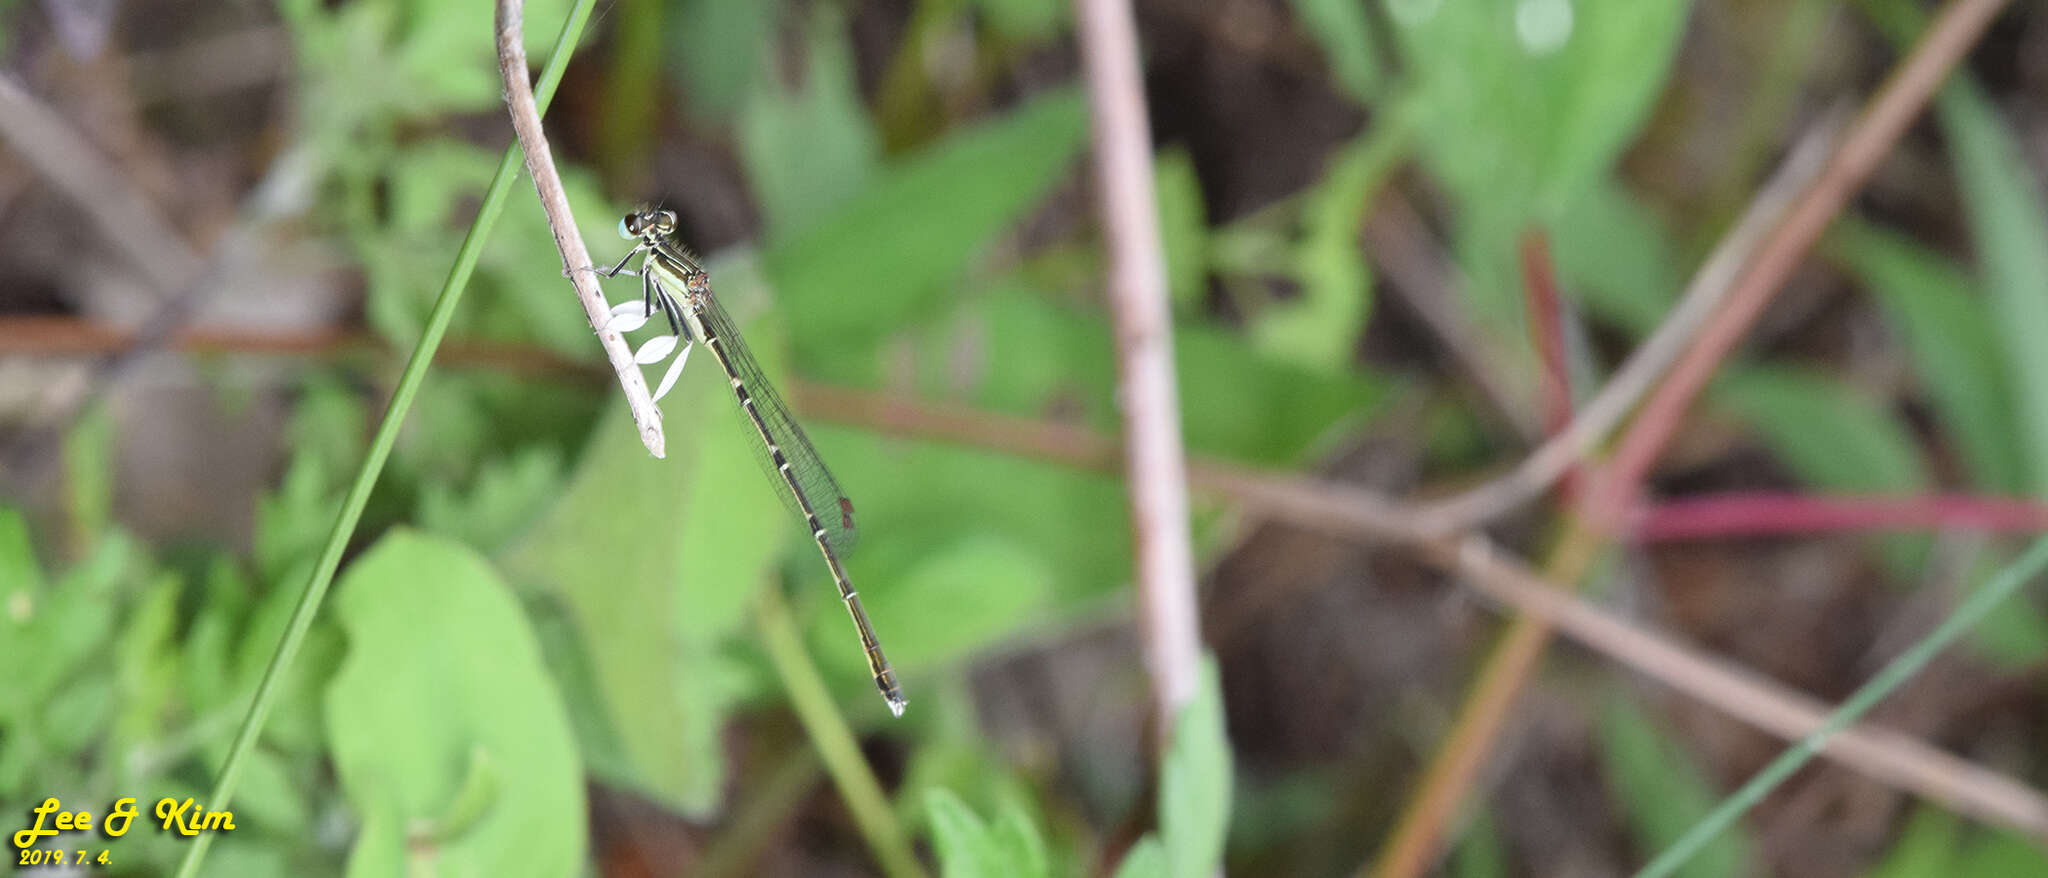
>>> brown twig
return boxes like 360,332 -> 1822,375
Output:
0,73 -> 220,477
0,73 -> 204,290
495,0 -> 666,458
1590,0 -> 2013,518
1520,230 -> 1573,437
1074,0 -> 1206,740
1373,1 -> 2012,871
0,316 -> 600,378
1366,192 -> 1543,440
1637,492 -> 2048,540
1407,111 -> 1842,535
790,383 -> 2048,841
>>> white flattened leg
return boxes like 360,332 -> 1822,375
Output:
652,341 -> 692,401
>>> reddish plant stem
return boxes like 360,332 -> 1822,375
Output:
1519,228 -> 1581,504
1589,0 -> 2013,522
1637,492 -> 2048,541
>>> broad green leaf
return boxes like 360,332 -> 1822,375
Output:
1250,109 -> 1409,372
1449,808 -> 1509,878
1160,655 -> 1232,878
764,88 -> 1089,361
1712,365 -> 1930,572
1597,697 -> 1749,878
1938,82 -> 2048,498
1962,548 -> 2048,666
326,531 -> 585,878
667,0 -> 777,118
1113,837 -> 1169,878
1865,806 -> 1960,878
1394,0 -> 1692,217
1955,829 -> 2048,876
1287,0 -> 1384,99
0,531 -> 132,727
961,288 -> 1388,466
1551,178 -> 1683,337
234,559 -> 344,754
0,506 -> 42,595
111,574 -> 180,749
1713,366 -> 1928,493
740,3 -> 880,239
1832,220 -> 2024,493
502,278 -> 796,813
925,788 -> 1053,878
1155,147 -> 1209,315
500,392 -> 717,812
822,534 -> 1054,675
417,445 -> 565,553
62,403 -> 113,548
972,0 -> 1068,41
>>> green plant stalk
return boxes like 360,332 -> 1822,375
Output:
172,3 -> 598,876
1635,533 -> 2048,878
756,585 -> 930,878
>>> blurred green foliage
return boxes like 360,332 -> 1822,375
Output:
9,0 -> 2048,875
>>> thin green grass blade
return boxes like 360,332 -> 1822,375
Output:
1635,534 -> 2048,878
172,3 -> 598,876
757,585 -> 929,878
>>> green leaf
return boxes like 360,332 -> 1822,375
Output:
62,403 -> 114,548
1448,808 -> 1509,878
326,531 -> 585,878
1394,0 -> 1692,217
827,535 -> 1054,675
739,3 -> 880,239
1112,837 -> 1169,878
1865,806 -> 1960,878
1286,0 -> 1384,99
925,788 -> 1052,878
1551,178 -> 1683,337
417,445 -> 565,553
1160,654 -> 1232,878
1832,220 -> 2024,493
1955,828 -> 2048,876
667,0 -> 778,118
0,505 -> 43,596
112,574 -> 181,748
502,346 -> 770,813
1938,81 -> 2048,498
1597,697 -> 1749,878
1713,365 -> 1928,495
764,87 -> 1089,361
1249,109 -> 1409,372
971,0 -> 1068,41
1155,147 -> 1209,315
1713,365 -> 1930,573
964,288 -> 1389,466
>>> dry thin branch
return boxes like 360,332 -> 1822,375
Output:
790,383 -> 2048,841
0,73 -> 204,290
1365,192 -> 1543,440
1377,2 -> 2010,864
1591,0 -> 2013,515
494,0 -> 666,458
1438,535 -> 2048,838
0,73 -> 225,477
1074,0 -> 1206,738
1407,111 -> 1842,534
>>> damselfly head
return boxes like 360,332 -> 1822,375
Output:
619,206 -> 679,242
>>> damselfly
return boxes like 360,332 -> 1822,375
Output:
596,206 -> 906,717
